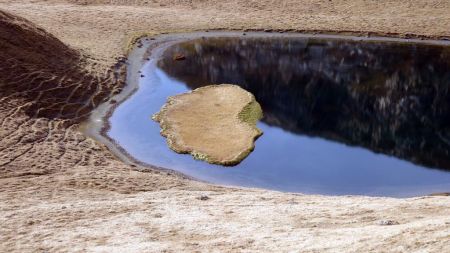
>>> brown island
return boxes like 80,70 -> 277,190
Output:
153,84 -> 263,166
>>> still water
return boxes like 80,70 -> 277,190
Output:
107,36 -> 450,197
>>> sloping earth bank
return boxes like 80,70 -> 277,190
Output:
0,1 -> 449,252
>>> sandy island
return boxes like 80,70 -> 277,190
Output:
1,1 -> 449,252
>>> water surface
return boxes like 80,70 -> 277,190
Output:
107,35 -> 450,197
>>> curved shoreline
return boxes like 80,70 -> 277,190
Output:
82,31 -> 450,195
2,2 -> 450,251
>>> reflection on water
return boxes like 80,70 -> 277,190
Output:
107,36 -> 450,197
159,37 -> 450,171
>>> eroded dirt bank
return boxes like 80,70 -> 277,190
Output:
0,1 -> 449,252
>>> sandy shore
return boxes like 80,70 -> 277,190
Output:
1,1 -> 449,252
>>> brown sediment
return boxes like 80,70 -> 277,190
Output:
0,1 -> 450,252
153,84 -> 263,166
0,10 -> 126,123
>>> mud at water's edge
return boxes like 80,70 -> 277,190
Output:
80,31 -> 450,195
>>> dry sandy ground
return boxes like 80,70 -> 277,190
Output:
0,0 -> 449,252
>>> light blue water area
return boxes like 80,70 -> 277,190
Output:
107,59 -> 450,197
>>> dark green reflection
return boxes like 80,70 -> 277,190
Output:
158,37 -> 450,171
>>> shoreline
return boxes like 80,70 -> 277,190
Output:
2,2 -> 450,251
83,31 -> 450,197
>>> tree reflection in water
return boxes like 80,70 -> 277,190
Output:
159,37 -> 450,171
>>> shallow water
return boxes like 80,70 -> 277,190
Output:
107,35 -> 450,197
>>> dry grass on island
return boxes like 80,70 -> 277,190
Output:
153,84 -> 263,166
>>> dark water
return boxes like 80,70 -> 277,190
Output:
108,36 -> 450,197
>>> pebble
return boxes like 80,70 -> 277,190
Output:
378,220 -> 399,226
173,54 -> 186,61
197,195 -> 210,201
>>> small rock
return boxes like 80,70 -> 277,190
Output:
378,220 -> 399,226
264,29 -> 273,33
197,195 -> 210,201
110,99 -> 117,104
173,54 -> 186,61
140,74 -> 145,78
